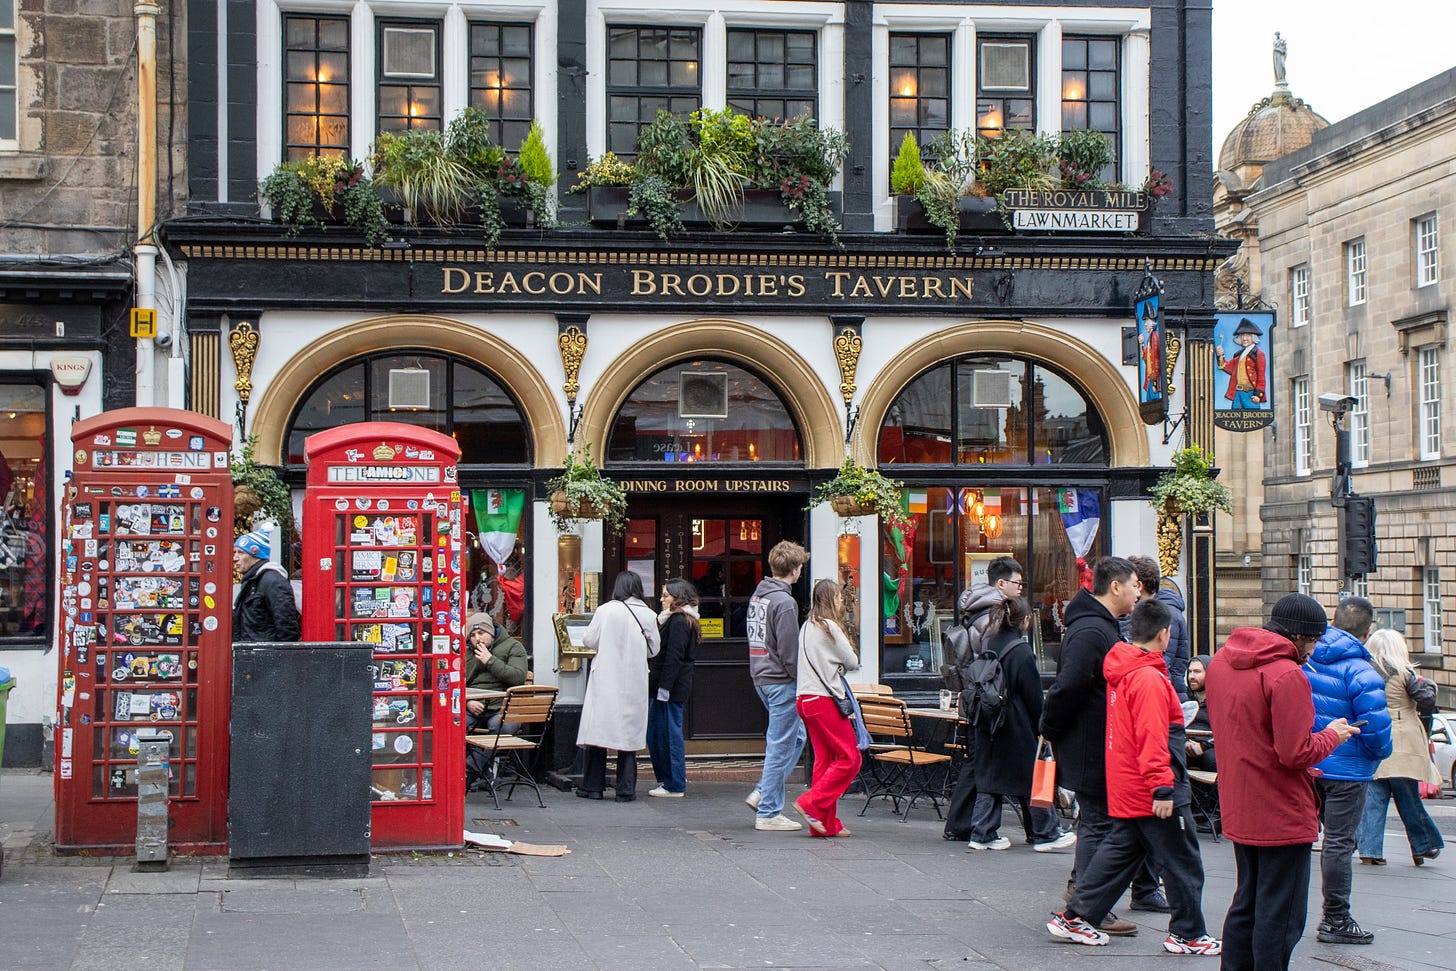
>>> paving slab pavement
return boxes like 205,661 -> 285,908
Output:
2,768 -> 1454,970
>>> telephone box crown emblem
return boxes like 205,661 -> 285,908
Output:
373,443 -> 397,460
142,426 -> 162,446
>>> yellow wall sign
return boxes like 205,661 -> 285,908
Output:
700,618 -> 725,639
130,308 -> 157,338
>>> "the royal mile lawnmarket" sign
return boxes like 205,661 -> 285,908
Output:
1002,188 -> 1149,233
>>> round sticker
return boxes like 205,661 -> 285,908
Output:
166,428 -> 184,439
378,499 -> 390,511
204,595 -> 216,609
206,506 -> 221,522
75,449 -> 88,465
98,559 -> 110,571
204,582 -> 216,595
203,616 -> 219,631
206,527 -> 217,538
354,515 -> 369,529
407,500 -> 419,510
136,485 -> 150,498
190,487 -> 204,499
393,735 -> 414,755
355,498 -> 372,510
77,581 -> 92,597
335,498 -> 350,511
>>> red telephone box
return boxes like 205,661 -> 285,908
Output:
302,423 -> 465,850
55,408 -> 234,853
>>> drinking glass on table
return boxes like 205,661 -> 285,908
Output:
938,689 -> 954,712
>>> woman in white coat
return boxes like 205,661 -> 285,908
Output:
578,571 -> 661,801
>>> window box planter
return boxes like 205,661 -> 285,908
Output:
587,186 -> 841,231
894,194 -> 1003,234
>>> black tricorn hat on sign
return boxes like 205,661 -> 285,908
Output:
1234,317 -> 1263,336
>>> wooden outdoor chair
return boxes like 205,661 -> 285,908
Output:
465,685 -> 558,809
855,695 -> 951,821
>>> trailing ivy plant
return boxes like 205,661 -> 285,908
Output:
808,458 -> 910,532
259,162 -> 322,232
544,444 -> 628,535
1150,444 -> 1233,516
259,157 -> 388,245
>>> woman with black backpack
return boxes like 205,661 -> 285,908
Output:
965,596 -> 1077,852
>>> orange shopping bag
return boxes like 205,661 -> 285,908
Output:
1030,737 -> 1057,809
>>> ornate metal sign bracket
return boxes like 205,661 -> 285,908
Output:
227,319 -> 259,438
556,314 -> 590,446
832,315 -> 864,449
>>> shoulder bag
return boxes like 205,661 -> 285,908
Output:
802,623 -> 854,718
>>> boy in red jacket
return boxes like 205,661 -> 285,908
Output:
1048,599 -> 1220,954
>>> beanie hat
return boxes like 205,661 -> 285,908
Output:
235,530 -> 270,560
1267,593 -> 1327,638
466,612 -> 493,636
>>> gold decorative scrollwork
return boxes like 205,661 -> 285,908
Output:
228,321 -> 259,402
1157,506 -> 1183,578
1165,332 -> 1182,397
834,327 -> 862,407
558,325 -> 588,403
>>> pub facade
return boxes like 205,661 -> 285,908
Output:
165,0 -> 1231,754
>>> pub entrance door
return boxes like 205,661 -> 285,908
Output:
606,494 -> 807,749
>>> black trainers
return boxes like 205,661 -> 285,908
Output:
1317,918 -> 1374,945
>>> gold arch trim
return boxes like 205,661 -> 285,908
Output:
249,314 -> 566,467
576,319 -> 843,469
852,319 -> 1150,468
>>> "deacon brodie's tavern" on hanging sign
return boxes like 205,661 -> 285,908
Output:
1002,189 -> 1149,233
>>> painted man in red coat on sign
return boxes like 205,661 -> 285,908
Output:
1215,318 -> 1268,409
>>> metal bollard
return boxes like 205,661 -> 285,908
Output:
134,730 -> 171,870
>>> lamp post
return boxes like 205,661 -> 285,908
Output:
1318,393 -> 1357,594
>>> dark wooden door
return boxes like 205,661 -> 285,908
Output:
607,495 -> 806,742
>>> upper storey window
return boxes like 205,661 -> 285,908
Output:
1,0 -> 17,146
284,15 -> 350,160
888,33 -> 950,163
1060,34 -> 1119,177
469,23 -> 535,149
727,28 -> 817,120
606,26 -> 702,160
975,35 -> 1034,138
377,20 -> 442,133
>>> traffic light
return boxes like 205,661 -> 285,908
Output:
1343,494 -> 1377,576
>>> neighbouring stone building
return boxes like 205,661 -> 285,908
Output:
1251,67 -> 1456,701
1211,36 -> 1328,639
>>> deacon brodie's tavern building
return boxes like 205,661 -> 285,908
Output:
165,0 -> 1232,757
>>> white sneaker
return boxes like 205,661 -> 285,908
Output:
755,814 -> 802,832
648,786 -> 684,798
968,836 -> 1012,850
1034,831 -> 1078,852
745,789 -> 762,810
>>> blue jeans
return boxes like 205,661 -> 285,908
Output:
646,699 -> 686,793
1356,777 -> 1445,859
754,682 -> 806,818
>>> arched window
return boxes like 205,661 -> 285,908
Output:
285,351 -> 530,465
607,359 -> 801,464
877,356 -> 1107,466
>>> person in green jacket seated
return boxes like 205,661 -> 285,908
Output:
465,612 -> 530,791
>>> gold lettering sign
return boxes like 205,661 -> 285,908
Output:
618,479 -> 792,494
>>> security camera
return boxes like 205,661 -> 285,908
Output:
1318,393 -> 1357,415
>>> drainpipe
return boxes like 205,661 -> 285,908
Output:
134,0 -> 160,407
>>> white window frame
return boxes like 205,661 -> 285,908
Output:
1291,264 -> 1310,328
1425,566 -> 1443,654
1348,361 -> 1369,468
257,0 -> 557,174
1420,346 -> 1442,460
1293,376 -> 1312,477
1349,574 -> 1369,599
0,0 -> 16,149
1297,553 -> 1312,596
1416,213 -> 1439,288
1347,238 -> 1367,306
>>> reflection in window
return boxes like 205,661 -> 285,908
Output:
607,360 -> 801,463
878,356 -> 1106,466
0,380 -> 48,638
691,517 -> 764,639
726,29 -> 817,121
285,352 -> 529,464
606,26 -> 701,160
889,33 -> 950,167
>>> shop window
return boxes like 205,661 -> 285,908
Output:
284,352 -> 530,465
881,485 -> 1104,678
606,25 -> 701,159
0,379 -> 48,639
726,28 -> 816,121
468,22 -> 534,150
1060,35 -> 1119,178
691,517 -> 764,638
606,359 -> 800,464
377,20 -> 442,133
888,33 -> 950,169
976,35 -> 1035,138
877,356 -> 1107,467
283,15 -> 351,160
1,0 -> 17,146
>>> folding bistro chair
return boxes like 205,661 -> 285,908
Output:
1188,768 -> 1221,840
855,695 -> 951,821
465,685 -> 558,810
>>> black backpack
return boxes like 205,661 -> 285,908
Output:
961,646 -> 1008,735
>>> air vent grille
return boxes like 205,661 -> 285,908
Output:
388,368 -> 431,410
981,43 -> 1030,90
971,369 -> 1014,408
382,27 -> 436,78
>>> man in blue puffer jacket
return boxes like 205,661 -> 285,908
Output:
1302,596 -> 1393,947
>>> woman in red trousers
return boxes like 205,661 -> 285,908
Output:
792,579 -> 861,837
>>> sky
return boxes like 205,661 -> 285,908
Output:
1211,1 -> 1456,151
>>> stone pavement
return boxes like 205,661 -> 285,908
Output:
2,767 -> 1454,970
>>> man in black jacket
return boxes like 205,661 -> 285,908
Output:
232,530 -> 300,643
1041,556 -> 1157,934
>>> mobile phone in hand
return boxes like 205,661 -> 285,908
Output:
1351,719 -> 1368,728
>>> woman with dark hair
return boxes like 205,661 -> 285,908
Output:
647,578 -> 700,797
792,579 -> 861,837
578,571 -> 661,801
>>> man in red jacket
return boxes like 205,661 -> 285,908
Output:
1047,599 -> 1220,954
1205,593 -> 1361,971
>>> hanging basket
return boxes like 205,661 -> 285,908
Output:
234,485 -> 263,527
830,495 -> 873,518
550,491 -> 606,521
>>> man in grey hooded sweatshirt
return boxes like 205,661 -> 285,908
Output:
746,540 -> 811,831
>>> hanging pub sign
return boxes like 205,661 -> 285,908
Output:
1213,312 -> 1276,431
1135,286 -> 1166,425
